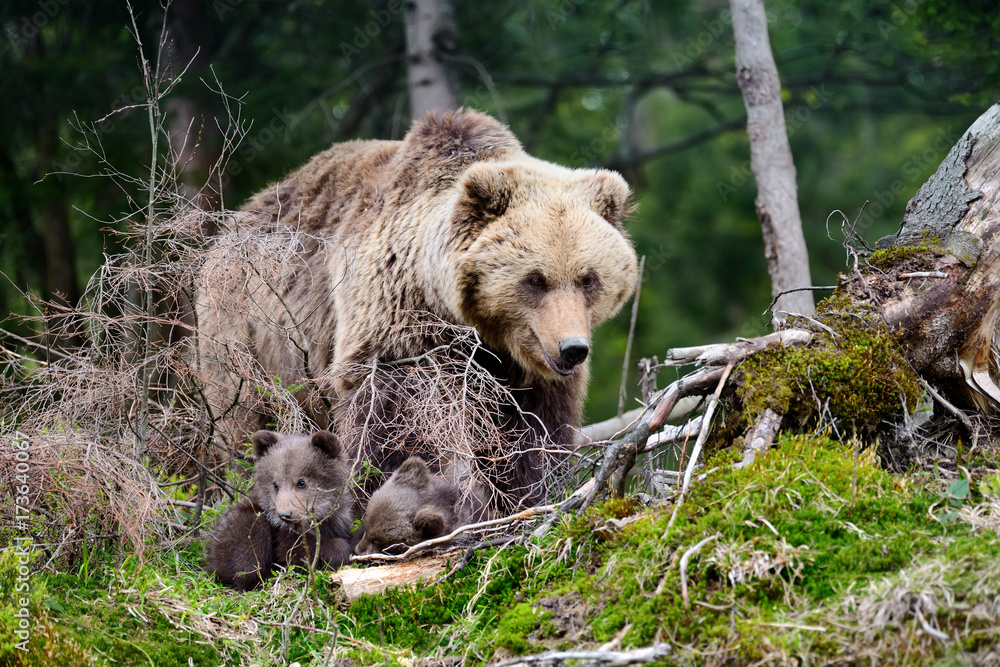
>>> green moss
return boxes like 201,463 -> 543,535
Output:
867,243 -> 943,270
23,437 -> 1000,665
494,602 -> 555,654
347,547 -> 532,656
734,316 -> 922,435
558,436 -> 957,650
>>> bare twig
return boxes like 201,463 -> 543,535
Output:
680,535 -> 718,608
618,256 -> 644,419
899,271 -> 949,279
491,643 -> 672,666
351,504 -> 558,563
920,378 -> 977,438
681,363 -> 734,496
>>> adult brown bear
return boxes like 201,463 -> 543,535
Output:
196,110 -> 638,510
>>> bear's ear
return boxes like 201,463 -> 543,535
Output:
310,431 -> 342,458
580,170 -> 634,230
391,456 -> 432,489
250,430 -> 280,459
413,508 -> 446,540
453,163 -> 517,237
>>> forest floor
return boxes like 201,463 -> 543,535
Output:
4,432 -> 1000,666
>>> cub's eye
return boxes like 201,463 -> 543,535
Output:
273,481 -> 279,491
297,479 -> 307,489
580,272 -> 599,290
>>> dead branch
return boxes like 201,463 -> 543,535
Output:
733,408 -> 783,470
680,363 -> 734,496
491,643 -> 672,667
680,534 -> 718,609
579,324 -> 815,509
581,366 -> 725,509
351,504 -> 559,563
665,329 -> 812,367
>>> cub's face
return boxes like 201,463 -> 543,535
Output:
251,431 -> 349,530
355,457 -> 450,555
453,163 -> 638,381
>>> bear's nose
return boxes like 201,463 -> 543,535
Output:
278,510 -> 293,520
558,337 -> 589,367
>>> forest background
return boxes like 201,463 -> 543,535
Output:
2,0 -> 998,421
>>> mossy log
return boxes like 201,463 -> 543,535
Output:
842,102 -> 1000,415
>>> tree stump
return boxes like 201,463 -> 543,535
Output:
842,102 -> 1000,415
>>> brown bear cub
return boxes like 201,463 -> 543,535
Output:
355,457 -> 474,555
205,430 -> 353,590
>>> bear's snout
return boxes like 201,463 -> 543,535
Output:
558,336 -> 589,367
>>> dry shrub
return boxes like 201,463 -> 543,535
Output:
0,431 -> 158,561
337,315 -> 573,515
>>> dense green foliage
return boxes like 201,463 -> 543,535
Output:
1,0 -> 998,419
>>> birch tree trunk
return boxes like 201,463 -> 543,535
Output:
730,0 -> 815,315
404,0 -> 459,118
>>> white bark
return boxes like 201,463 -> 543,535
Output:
404,0 -> 459,118
730,0 -> 815,315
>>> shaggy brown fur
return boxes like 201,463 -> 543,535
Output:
196,109 -> 638,508
204,431 -> 353,591
356,456 -> 480,555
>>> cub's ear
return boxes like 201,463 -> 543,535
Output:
250,430 -> 280,459
453,163 -> 517,239
413,508 -> 446,540
580,170 -> 634,230
391,456 -> 432,489
310,431 -> 342,458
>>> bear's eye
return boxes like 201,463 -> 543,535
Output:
525,273 -> 546,291
273,481 -> 279,492
297,479 -> 307,489
580,272 -> 599,291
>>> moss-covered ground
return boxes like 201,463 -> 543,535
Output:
4,434 -> 1000,666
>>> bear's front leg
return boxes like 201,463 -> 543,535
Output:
205,498 -> 275,591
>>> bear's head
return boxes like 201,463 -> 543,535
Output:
250,430 -> 351,531
450,161 -> 638,382
355,456 -> 458,555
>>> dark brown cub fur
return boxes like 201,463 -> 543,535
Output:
356,457 -> 480,555
205,430 -> 353,591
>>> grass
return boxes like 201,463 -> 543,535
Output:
4,433 -> 999,666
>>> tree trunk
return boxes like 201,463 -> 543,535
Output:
404,0 -> 459,118
730,0 -> 815,315
845,102 -> 1000,415
164,0 -> 216,211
